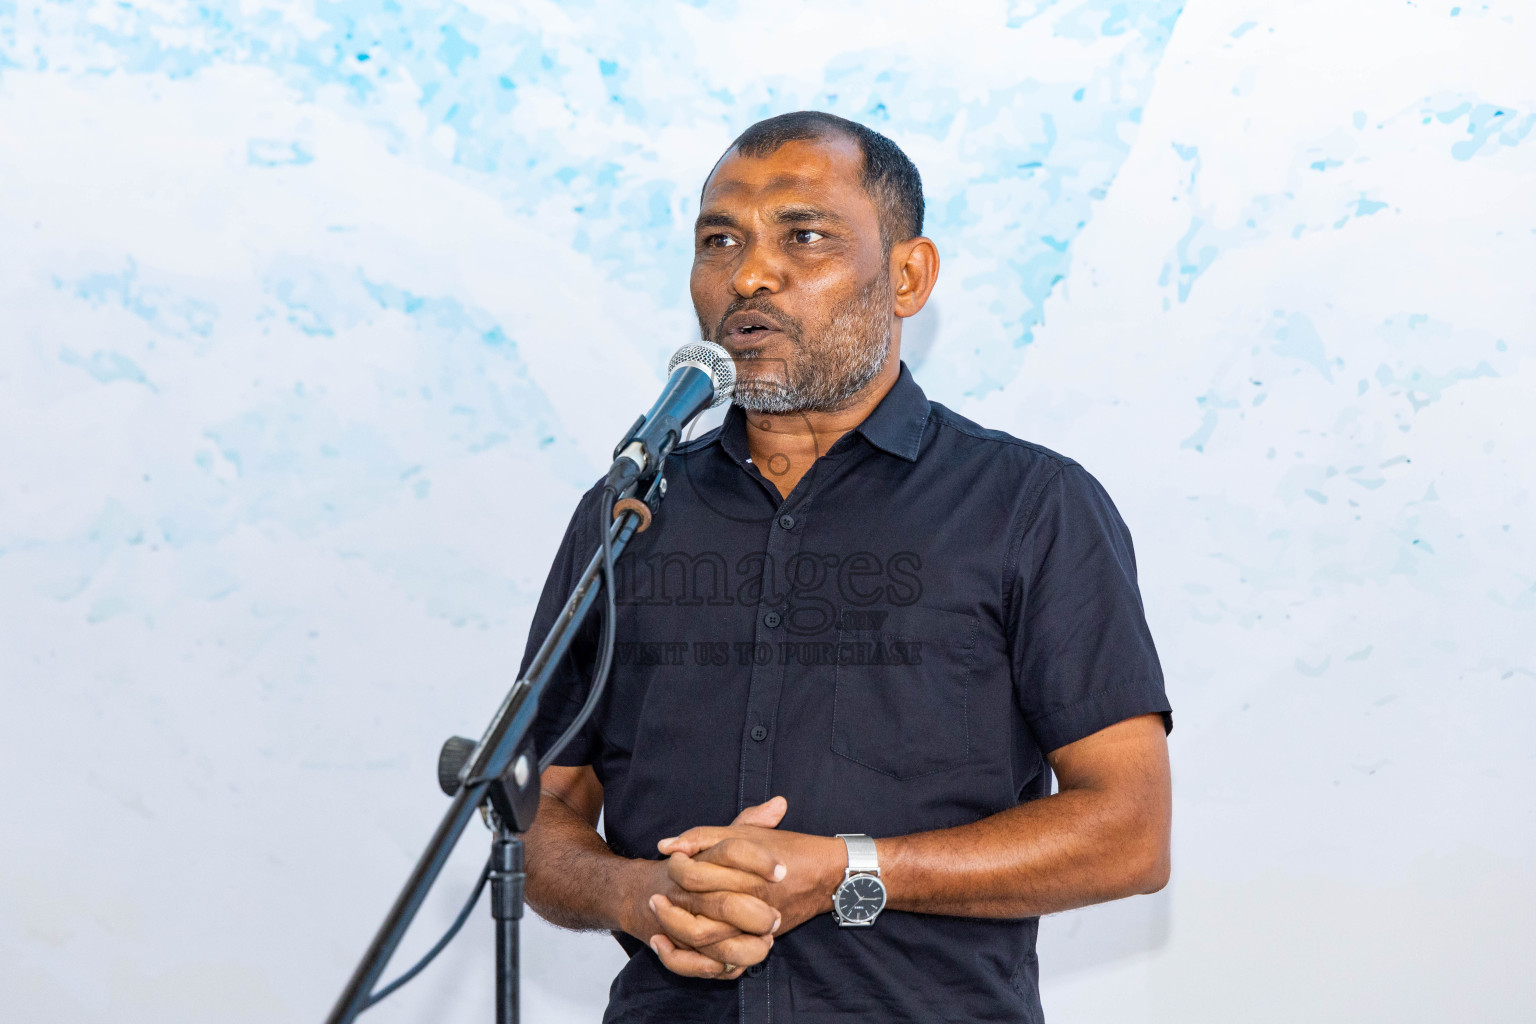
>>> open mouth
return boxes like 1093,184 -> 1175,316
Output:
722,309 -> 788,345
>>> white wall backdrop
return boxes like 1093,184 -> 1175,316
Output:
2,1 -> 1533,1021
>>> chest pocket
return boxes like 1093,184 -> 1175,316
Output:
831,607 -> 978,780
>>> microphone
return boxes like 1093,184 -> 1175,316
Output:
604,341 -> 736,492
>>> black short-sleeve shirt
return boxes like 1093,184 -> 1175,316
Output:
523,363 -> 1170,1024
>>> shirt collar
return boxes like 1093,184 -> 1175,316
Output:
853,362 -> 931,462
714,360 -> 931,464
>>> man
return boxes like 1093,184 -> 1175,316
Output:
521,111 -> 1172,1023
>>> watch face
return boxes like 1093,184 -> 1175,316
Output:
835,874 -> 886,923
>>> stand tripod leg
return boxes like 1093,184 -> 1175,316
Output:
490,829 -> 524,1024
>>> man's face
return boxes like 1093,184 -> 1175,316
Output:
691,136 -> 894,414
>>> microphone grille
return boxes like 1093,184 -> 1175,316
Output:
667,341 -> 737,409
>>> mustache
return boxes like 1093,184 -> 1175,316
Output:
711,297 -> 803,346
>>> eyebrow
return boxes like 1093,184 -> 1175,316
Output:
772,205 -> 844,225
695,211 -> 739,231
694,205 -> 847,232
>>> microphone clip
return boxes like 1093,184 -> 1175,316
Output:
612,414 -> 646,462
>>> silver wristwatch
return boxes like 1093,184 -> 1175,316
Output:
832,834 -> 887,927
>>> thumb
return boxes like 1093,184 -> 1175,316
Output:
731,795 -> 787,829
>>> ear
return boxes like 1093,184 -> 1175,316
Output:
890,236 -> 940,319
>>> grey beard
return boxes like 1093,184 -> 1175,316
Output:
727,277 -> 893,414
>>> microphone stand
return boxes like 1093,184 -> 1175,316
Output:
324,471 -> 666,1024
489,825 -> 524,1023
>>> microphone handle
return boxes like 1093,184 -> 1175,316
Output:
604,364 -> 717,490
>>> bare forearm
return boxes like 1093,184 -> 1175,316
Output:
523,791 -> 646,933
655,717 -> 1172,927
879,785 -> 1170,919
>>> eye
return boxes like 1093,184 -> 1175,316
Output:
703,233 -> 739,248
793,229 -> 825,244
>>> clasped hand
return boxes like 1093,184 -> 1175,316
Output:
626,795 -> 843,980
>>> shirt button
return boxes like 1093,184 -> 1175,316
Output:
750,725 -> 768,742
763,611 -> 781,628
778,514 -> 795,530
747,964 -> 765,977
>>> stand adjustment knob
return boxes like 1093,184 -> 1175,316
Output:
438,736 -> 477,796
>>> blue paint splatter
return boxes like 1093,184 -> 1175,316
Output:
248,139 -> 314,167
1424,94 -> 1534,159
59,348 -> 156,390
1268,313 -> 1333,381
1180,409 -> 1217,452
57,261 -> 217,340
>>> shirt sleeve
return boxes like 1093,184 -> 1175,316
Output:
521,484 -> 606,768
1008,462 -> 1171,753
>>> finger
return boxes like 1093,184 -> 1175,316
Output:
657,825 -> 732,857
667,852 -> 778,897
730,795 -> 788,829
696,837 -> 788,882
651,925 -> 772,976
666,888 -> 781,936
696,930 -> 772,972
650,893 -> 743,948
650,933 -> 748,980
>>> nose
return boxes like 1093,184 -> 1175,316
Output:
730,238 -> 785,298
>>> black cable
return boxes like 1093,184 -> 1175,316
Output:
538,483 -> 620,773
362,854 -> 493,1011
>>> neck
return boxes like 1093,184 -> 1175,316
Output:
742,356 -> 902,499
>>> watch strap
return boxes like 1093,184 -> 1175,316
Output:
836,833 -> 879,874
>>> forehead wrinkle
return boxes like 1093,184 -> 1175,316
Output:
697,186 -> 859,231
698,152 -> 879,237
694,201 -> 852,234
702,162 -> 854,203
701,167 -> 825,196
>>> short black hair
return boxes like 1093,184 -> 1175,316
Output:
711,111 -> 925,251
